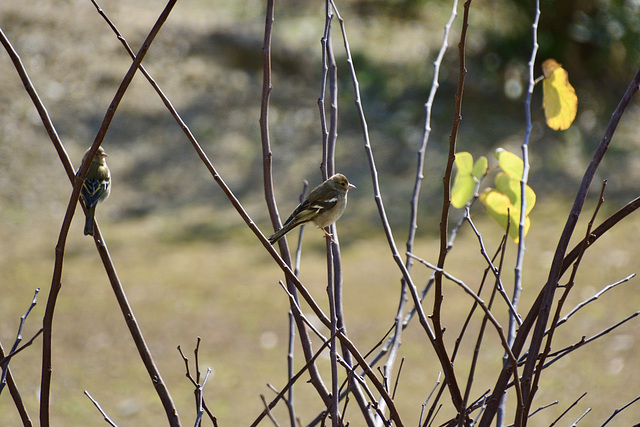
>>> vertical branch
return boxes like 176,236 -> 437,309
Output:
499,6 -> 540,419
512,0 -> 540,325
321,11 -> 340,421
434,0 -> 473,418
322,5 -> 373,423
258,0 -> 332,411
324,6 -> 340,425
325,243 -> 340,426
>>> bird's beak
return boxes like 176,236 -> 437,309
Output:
348,183 -> 356,190
100,153 -> 109,158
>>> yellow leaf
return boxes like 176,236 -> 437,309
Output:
479,189 -> 531,242
542,59 -> 578,131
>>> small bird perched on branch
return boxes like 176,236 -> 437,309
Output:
78,146 -> 111,236
268,173 -> 356,245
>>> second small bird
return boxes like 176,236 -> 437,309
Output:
268,173 -> 355,245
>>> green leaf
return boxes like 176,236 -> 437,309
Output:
495,148 -> 523,179
452,152 -> 476,208
472,156 -> 488,181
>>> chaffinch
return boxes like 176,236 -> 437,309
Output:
77,146 -> 111,236
268,173 -> 356,245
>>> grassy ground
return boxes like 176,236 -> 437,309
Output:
1,198 -> 639,425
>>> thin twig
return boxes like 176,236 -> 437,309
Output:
548,392 -> 587,427
561,195 -> 640,276
543,311 -> 640,368
407,252 -> 523,418
261,395 -> 281,427
0,288 -> 40,393
251,334 -> 333,426
601,393 -> 640,426
0,329 -> 44,368
418,372 -> 442,427
194,368 -> 212,427
553,274 -> 635,330
569,408 -> 591,426
84,391 -> 119,427
464,211 -> 522,324
505,400 -> 558,426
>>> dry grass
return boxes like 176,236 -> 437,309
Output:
1,199 -> 640,425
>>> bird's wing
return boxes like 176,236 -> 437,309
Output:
82,178 -> 110,206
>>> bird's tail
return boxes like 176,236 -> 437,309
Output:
268,221 -> 298,245
84,206 -> 96,236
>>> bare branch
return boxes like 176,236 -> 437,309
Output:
543,311 -> 640,368
252,335 -> 333,426
464,211 -> 522,324
549,392 -> 587,427
601,394 -> 640,426
1,288 -> 40,393
553,274 -> 635,330
407,252 -> 523,417
561,195 -> 640,276
418,372 -> 442,427
84,391 -> 119,427
260,395 -> 281,427
569,408 -> 591,426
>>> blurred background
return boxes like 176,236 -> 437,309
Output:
1,0 -> 640,425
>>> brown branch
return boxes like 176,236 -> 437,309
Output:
252,334 -> 333,426
561,195 -> 640,275
408,252 -> 523,419
548,392 -> 587,427
0,340 -> 34,426
40,2 -> 180,426
256,0 -> 332,407
329,0 -> 464,416
177,339 -> 217,426
543,311 -> 640,368
521,181 -> 607,424
433,0 -> 473,416
601,393 -> 640,426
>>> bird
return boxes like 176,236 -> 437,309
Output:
77,146 -> 111,236
268,173 -> 356,245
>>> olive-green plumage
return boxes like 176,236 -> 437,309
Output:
269,174 -> 355,245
